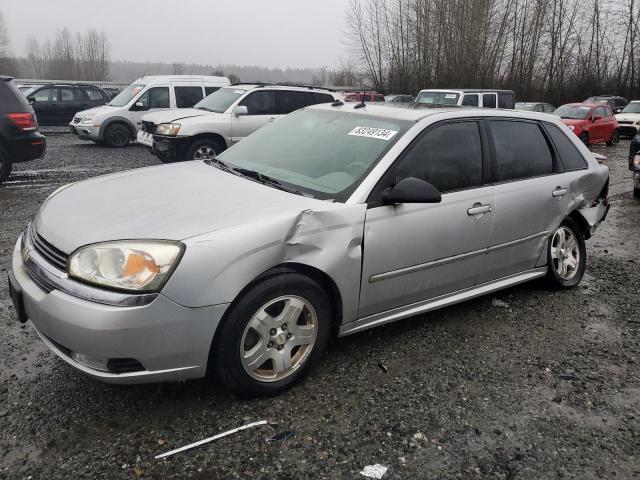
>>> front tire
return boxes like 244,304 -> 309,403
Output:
634,185 -> 640,198
186,138 -> 225,161
546,217 -> 586,288
104,124 -> 131,148
213,273 -> 332,397
607,130 -> 619,146
0,147 -> 12,184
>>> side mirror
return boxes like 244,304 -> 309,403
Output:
27,97 -> 35,104
233,105 -> 248,117
131,101 -> 148,111
382,177 -> 442,205
592,115 -> 602,122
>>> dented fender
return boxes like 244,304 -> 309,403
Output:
162,203 -> 367,325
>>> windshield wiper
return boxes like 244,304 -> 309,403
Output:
203,157 -> 236,175
232,167 -> 305,196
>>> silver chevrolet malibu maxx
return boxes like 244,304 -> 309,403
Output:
8,103 -> 610,396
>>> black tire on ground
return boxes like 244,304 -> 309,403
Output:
103,124 -> 131,148
607,130 -> 619,146
579,132 -> 589,146
0,146 -> 12,184
213,273 -> 332,397
546,217 -> 587,289
634,186 -> 640,198
185,138 -> 225,162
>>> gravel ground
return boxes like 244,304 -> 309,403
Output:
0,132 -> 638,479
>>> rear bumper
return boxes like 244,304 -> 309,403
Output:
9,131 -> 46,163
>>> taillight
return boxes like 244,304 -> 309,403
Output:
7,113 -> 37,131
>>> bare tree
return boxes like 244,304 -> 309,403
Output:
0,10 -> 18,75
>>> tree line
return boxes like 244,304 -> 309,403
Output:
345,0 -> 640,103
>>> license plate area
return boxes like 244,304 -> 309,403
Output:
8,272 -> 27,323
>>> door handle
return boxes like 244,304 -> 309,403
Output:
467,203 -> 492,215
552,187 -> 568,197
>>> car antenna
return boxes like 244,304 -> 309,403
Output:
354,92 -> 366,109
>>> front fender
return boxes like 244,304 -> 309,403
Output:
98,116 -> 137,140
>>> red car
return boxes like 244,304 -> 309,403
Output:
343,92 -> 385,102
554,103 -> 619,146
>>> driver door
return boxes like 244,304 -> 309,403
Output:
129,87 -> 171,124
230,90 -> 280,144
359,120 -> 495,318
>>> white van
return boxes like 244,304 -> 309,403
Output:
69,75 -> 230,147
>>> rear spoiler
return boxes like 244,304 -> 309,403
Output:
592,152 -> 607,165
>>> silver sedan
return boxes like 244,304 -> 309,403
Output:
8,104 -> 610,396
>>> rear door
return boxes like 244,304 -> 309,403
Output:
359,119 -> 494,317
230,90 -> 279,143
84,87 -> 108,108
482,119 -> 569,281
58,87 -> 84,124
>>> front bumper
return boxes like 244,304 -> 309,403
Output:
68,122 -> 100,141
150,135 -> 185,162
618,124 -> 639,137
136,130 -> 154,147
10,237 -> 229,384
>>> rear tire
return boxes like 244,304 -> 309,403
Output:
607,130 -> 619,146
213,273 -> 332,397
0,147 -> 12,184
546,217 -> 586,289
579,132 -> 589,146
186,138 -> 225,162
104,124 -> 131,148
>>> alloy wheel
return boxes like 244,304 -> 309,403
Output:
192,145 -> 217,160
550,226 -> 580,280
240,295 -> 318,382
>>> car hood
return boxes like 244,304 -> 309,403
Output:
141,108 -> 219,125
33,161 -> 329,254
77,105 -> 122,118
615,113 -> 640,122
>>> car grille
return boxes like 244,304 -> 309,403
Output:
29,226 -> 68,272
141,121 -> 156,134
619,120 -> 633,125
73,117 -> 81,124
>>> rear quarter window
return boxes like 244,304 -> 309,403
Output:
544,123 -> 588,171
0,81 -> 31,113
175,86 -> 204,108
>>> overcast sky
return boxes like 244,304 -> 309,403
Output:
0,0 -> 348,68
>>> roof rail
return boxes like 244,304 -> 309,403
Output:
229,82 -> 335,92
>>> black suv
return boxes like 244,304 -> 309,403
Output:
584,95 -> 628,114
0,77 -> 46,183
25,84 -> 109,126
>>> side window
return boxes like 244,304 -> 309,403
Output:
85,88 -> 104,101
490,120 -> 554,182
544,123 -> 588,171
498,93 -> 513,108
205,86 -> 220,96
533,104 -> 544,112
394,121 -> 483,193
32,88 -> 56,102
239,91 -> 278,115
175,86 -> 204,108
462,94 -> 479,106
604,107 -> 613,117
544,104 -> 555,113
277,91 -> 315,114
59,88 -> 81,102
594,107 -> 607,118
313,92 -> 335,104
482,94 -> 496,108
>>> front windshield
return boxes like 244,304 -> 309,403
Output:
415,91 -> 460,105
194,87 -> 246,113
621,103 -> 640,114
109,83 -> 146,107
515,103 -> 535,111
217,109 -> 411,201
554,105 -> 590,119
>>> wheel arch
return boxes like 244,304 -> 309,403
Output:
185,132 -> 228,151
99,117 -> 136,141
569,209 -> 592,240
206,262 -> 343,375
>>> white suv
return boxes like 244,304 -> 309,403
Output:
137,84 -> 338,162
69,75 -> 230,147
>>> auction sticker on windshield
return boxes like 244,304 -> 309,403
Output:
348,127 -> 398,140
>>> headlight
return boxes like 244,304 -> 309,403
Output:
156,123 -> 181,136
69,241 -> 184,292
80,117 -> 94,125
634,155 -> 640,167
568,125 -> 575,131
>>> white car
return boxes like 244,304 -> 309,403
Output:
416,89 -> 515,108
615,101 -> 640,137
137,84 -> 338,162
69,75 -> 230,147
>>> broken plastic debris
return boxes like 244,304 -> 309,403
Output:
360,464 -> 388,478
378,361 -> 388,374
491,298 -> 509,308
268,431 -> 295,442
155,420 -> 267,459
